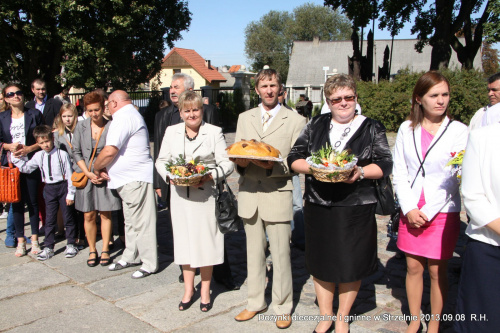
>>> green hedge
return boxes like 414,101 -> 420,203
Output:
357,68 -> 489,132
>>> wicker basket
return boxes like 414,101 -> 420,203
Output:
170,174 -> 204,186
310,166 -> 354,183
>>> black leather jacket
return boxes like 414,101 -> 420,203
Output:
287,113 -> 392,207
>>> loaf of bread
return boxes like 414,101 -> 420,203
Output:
226,139 -> 281,158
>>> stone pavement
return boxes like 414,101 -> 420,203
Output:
0,132 -> 467,332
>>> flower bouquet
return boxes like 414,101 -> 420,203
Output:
306,144 -> 357,183
165,155 -> 209,186
446,150 -> 464,183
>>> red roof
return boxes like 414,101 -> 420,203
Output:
228,65 -> 241,73
161,48 -> 226,83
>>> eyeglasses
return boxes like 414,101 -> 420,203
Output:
278,92 -> 284,97
327,95 -> 356,104
5,91 -> 23,98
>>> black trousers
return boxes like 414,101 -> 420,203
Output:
13,171 -> 40,238
43,181 -> 76,249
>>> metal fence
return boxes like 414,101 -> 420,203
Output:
68,88 -> 257,132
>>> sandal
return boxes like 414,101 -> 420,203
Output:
15,241 -> 27,257
200,302 -> 212,312
87,251 -> 99,267
100,251 -> 112,266
30,240 -> 41,255
131,269 -> 152,279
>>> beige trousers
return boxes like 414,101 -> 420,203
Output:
243,211 -> 293,315
116,181 -> 158,273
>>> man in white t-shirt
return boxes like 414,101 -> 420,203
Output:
93,90 -> 158,279
469,72 -> 500,131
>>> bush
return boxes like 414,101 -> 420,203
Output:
357,68 -> 488,132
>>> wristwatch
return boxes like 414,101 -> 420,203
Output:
357,166 -> 365,181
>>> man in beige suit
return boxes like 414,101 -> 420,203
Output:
233,69 -> 306,329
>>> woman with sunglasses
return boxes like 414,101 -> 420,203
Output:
0,83 -> 44,256
287,74 -> 392,333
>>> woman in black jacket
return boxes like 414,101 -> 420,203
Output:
288,74 -> 392,333
0,83 -> 44,257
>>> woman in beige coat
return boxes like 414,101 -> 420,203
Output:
155,91 -> 233,312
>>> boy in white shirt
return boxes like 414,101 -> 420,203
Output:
13,125 -> 77,260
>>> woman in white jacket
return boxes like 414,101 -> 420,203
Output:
454,124 -> 500,333
392,72 -> 468,333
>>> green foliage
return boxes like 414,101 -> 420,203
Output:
482,42 -> 500,75
358,68 -> 488,131
0,1 -> 191,94
244,3 -> 351,81
312,103 -> 322,118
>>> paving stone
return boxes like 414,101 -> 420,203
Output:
0,261 -> 69,299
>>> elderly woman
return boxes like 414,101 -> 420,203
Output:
155,91 -> 233,313
72,91 -> 121,267
287,74 -> 392,333
0,83 -> 44,256
455,123 -> 500,333
392,72 -> 467,333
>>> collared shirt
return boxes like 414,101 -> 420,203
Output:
34,96 -> 48,114
105,103 -> 153,189
259,102 -> 282,129
13,147 -> 75,200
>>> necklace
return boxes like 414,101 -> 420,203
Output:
185,129 -> 198,141
330,116 -> 355,149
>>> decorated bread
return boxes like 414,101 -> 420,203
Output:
226,139 -> 281,158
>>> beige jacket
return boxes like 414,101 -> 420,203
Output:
235,106 -> 307,222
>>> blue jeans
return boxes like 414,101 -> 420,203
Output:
291,174 -> 305,248
6,204 -> 15,238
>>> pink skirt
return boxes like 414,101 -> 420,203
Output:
397,211 -> 460,260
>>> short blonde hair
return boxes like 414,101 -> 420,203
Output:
178,91 -> 203,111
324,74 -> 357,98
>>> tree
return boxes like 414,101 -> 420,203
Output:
482,42 -> 500,75
324,0 -> 380,80
0,0 -> 191,94
244,3 -> 351,82
378,0 -> 499,70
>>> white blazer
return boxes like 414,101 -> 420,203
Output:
393,117 -> 468,220
462,123 -> 500,246
155,122 -> 233,185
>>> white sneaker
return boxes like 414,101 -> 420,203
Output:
0,212 -> 8,219
37,248 -> 54,261
64,244 -> 78,258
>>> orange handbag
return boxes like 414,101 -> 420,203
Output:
0,144 -> 21,203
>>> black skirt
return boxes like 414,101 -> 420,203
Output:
304,201 -> 378,283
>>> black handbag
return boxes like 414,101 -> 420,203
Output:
369,121 -> 397,216
375,176 -> 397,216
214,168 -> 242,234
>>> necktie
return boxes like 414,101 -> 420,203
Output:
262,111 -> 272,132
47,153 -> 53,181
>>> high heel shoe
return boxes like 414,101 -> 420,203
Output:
179,290 -> 195,311
313,322 -> 333,333
200,301 -> 212,312
87,251 -> 99,267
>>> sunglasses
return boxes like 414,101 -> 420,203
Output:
327,95 -> 356,104
5,91 -> 23,98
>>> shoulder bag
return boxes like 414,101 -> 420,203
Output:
369,120 -> 397,216
0,144 -> 21,203
71,126 -> 104,189
214,167 -> 242,234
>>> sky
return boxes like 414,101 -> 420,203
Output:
172,0 -> 419,68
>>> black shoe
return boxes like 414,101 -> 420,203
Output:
179,273 -> 184,283
100,251 -> 112,266
200,301 -> 212,312
179,294 -> 195,311
215,277 -> 240,290
87,251 -> 99,267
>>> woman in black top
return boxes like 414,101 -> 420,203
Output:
288,74 -> 392,333
0,83 -> 43,257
